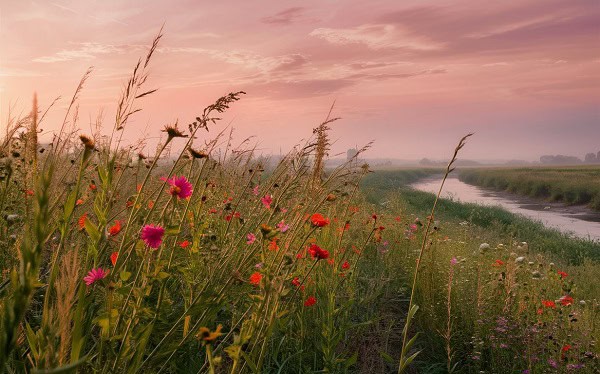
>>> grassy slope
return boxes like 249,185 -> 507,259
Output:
459,166 -> 600,210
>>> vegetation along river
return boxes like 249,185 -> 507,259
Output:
411,176 -> 600,242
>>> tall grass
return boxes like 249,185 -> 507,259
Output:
459,167 -> 600,210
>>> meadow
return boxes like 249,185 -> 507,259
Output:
458,167 -> 600,211
0,33 -> 598,373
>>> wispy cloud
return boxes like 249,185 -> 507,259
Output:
261,7 -> 305,25
33,43 -> 141,63
310,24 -> 444,51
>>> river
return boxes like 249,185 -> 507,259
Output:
411,176 -> 600,242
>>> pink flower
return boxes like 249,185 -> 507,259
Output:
450,257 -> 458,265
84,267 -> 108,286
261,194 -> 273,209
246,233 -> 256,245
164,175 -> 193,199
252,185 -> 260,196
141,224 -> 165,248
276,220 -> 289,233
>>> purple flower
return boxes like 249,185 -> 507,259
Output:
164,175 -> 193,199
141,224 -> 165,248
276,220 -> 289,233
84,268 -> 108,286
450,257 -> 458,265
548,359 -> 557,368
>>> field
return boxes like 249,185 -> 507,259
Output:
1,37 -> 599,374
458,167 -> 600,211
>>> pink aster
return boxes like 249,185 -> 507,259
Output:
276,220 -> 290,233
246,233 -> 256,245
141,224 -> 165,248
164,175 -> 193,199
261,194 -> 273,209
84,267 -> 108,286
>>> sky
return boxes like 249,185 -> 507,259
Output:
1,0 -> 599,161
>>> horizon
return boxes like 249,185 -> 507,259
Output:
1,0 -> 599,161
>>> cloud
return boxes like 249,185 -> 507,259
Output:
309,24 -> 443,51
261,7 -> 305,25
33,42 -> 136,63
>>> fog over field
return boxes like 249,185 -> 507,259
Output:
1,0 -> 599,160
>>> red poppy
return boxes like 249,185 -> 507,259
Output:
292,277 -> 301,287
179,240 -> 191,249
542,300 -> 556,308
249,272 -> 262,286
89,183 -> 97,191
561,344 -> 571,352
310,213 -> 330,227
492,259 -> 505,267
25,189 -> 34,197
559,295 -> 574,306
76,199 -> 84,206
108,220 -> 122,236
342,261 -> 350,270
110,251 -> 119,266
308,244 -> 329,260
304,296 -> 316,307
557,270 -> 568,279
78,213 -> 88,231
268,240 -> 279,251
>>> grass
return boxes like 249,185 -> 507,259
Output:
459,166 -> 600,210
0,32 -> 598,373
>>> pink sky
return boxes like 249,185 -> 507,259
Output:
1,0 -> 599,161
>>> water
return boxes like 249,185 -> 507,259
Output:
411,176 -> 600,242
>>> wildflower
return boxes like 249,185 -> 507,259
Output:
492,259 -> 505,267
141,224 -> 165,248
76,199 -> 84,206
562,344 -> 571,352
261,194 -> 272,209
84,268 -> 108,286
268,240 -> 279,251
249,272 -> 262,285
188,147 -> 208,159
246,233 -> 256,245
557,270 -> 568,279
161,122 -> 188,140
292,277 -> 301,287
196,325 -> 223,343
148,200 -> 154,209
515,256 -> 526,264
308,244 -> 329,260
89,183 -> 97,191
108,220 -> 122,236
276,220 -> 289,233
304,296 -> 316,307
479,243 -> 491,253
163,175 -> 193,199
450,257 -> 458,266
310,213 -> 329,227
548,359 -> 557,369
542,300 -> 556,308
341,261 -> 350,270
179,240 -> 191,249
78,213 -> 88,230
79,134 -> 95,150
559,295 -> 574,306
110,251 -> 119,266
25,189 -> 34,197
126,200 -> 134,208
252,185 -> 259,195
326,193 -> 336,201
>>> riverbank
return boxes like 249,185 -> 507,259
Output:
362,169 -> 600,263
459,166 -> 600,211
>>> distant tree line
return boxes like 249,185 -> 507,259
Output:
540,150 -> 600,165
